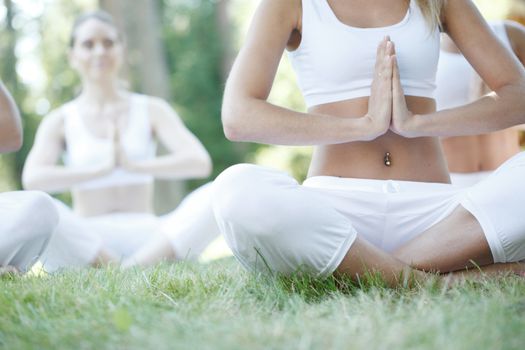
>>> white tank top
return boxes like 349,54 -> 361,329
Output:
436,21 -> 513,110
62,93 -> 157,190
288,0 -> 440,108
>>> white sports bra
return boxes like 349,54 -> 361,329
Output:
288,0 -> 440,108
436,21 -> 513,110
62,93 -> 157,191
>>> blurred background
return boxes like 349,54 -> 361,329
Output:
0,0 -> 523,213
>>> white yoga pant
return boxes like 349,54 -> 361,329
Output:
41,183 -> 220,271
450,171 -> 492,188
0,191 -> 58,272
212,152 -> 525,276
161,182 -> 220,261
40,200 -> 106,272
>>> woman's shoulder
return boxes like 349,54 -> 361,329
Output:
41,102 -> 74,128
35,103 -> 73,138
129,92 -> 164,107
265,0 -> 301,25
130,93 -> 168,109
132,94 -> 179,125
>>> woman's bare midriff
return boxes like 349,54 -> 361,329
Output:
71,183 -> 154,217
307,96 -> 451,183
441,129 -> 521,172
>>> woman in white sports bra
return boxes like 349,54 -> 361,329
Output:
437,19 -> 525,187
22,11 -> 217,270
211,0 -> 525,285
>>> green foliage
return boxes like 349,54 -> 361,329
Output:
0,0 -> 32,189
0,0 -> 93,197
160,0 -> 256,185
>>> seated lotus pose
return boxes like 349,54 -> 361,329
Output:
23,11 -> 217,271
0,81 -> 58,274
437,19 -> 525,187
211,0 -> 525,286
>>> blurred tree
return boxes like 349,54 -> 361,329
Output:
160,0 -> 254,182
216,0 -> 234,80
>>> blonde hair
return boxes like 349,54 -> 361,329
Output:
416,0 -> 446,30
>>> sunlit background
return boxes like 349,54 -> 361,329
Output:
0,0 -> 523,204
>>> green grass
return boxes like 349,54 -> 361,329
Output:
1,258 -> 524,350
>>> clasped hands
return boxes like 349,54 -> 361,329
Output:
96,120 -> 138,175
366,36 -> 418,139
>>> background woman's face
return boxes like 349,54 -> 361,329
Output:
69,18 -> 123,82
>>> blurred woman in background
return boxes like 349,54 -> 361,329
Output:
23,11 -> 218,270
437,9 -> 525,187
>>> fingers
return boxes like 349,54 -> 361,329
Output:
392,54 -> 405,100
383,42 -> 394,81
376,36 -> 388,61
375,39 -> 386,74
375,36 -> 392,74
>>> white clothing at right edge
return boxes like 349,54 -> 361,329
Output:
0,191 -> 58,272
212,153 -> 525,276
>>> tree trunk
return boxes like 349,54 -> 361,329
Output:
215,0 -> 234,81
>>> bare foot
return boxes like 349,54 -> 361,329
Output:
443,262 -> 525,286
121,235 -> 177,269
91,249 -> 120,268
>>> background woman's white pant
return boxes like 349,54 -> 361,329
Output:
161,182 -> 220,261
41,183 -> 220,271
0,191 -> 58,272
211,153 -> 525,276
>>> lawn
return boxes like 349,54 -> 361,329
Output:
1,258 -> 524,350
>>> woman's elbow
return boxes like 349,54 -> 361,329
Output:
185,150 -> 212,179
221,98 -> 250,142
21,172 -> 39,191
198,153 -> 213,178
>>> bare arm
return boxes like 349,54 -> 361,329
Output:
222,0 -> 390,146
22,109 -> 112,193
120,97 -> 212,179
0,81 -> 22,152
395,0 -> 525,138
506,20 -> 525,132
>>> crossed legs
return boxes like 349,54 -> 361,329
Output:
393,206 -> 524,276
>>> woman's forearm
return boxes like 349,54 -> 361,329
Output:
125,152 -> 212,180
222,97 -> 379,146
409,82 -> 525,137
22,164 -> 110,193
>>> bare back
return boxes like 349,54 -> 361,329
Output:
440,21 -> 525,173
